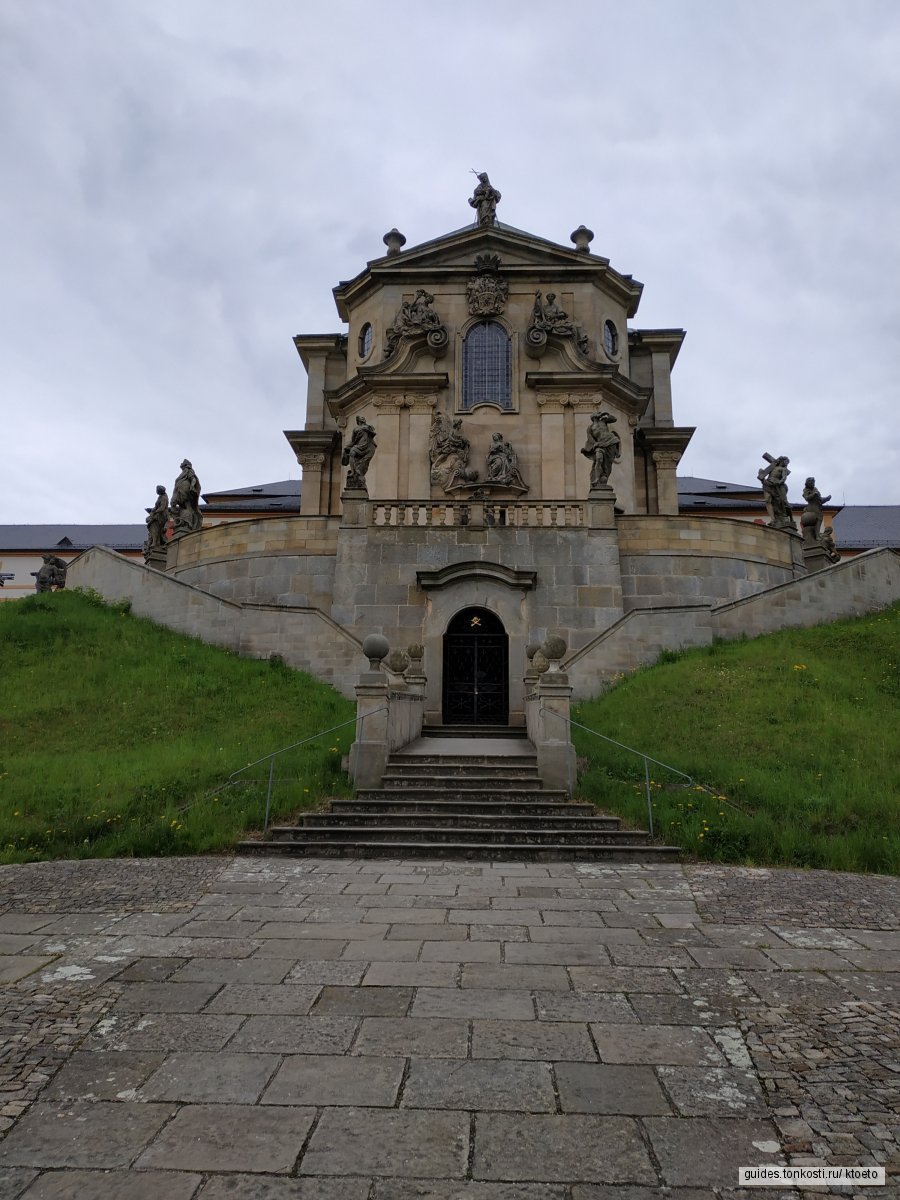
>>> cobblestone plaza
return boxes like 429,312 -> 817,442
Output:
0,856 -> 896,1197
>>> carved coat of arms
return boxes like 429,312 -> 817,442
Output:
465,253 -> 508,318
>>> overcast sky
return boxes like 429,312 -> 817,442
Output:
3,0 -> 899,524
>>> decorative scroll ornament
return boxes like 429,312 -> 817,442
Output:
525,290 -> 591,358
384,289 -> 449,360
466,253 -> 508,317
429,411 -> 478,493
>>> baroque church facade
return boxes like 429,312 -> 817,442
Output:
68,179 -> 899,726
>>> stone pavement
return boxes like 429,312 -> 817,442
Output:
0,856 -> 896,1199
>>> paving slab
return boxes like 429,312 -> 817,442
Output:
136,1104 -> 316,1173
313,984 -> 413,1016
83,1013 -> 242,1053
403,1058 -> 555,1111
113,981 -> 222,1012
656,1065 -> 768,1116
43,1051 -> 165,1101
0,1172 -> 38,1200
362,961 -> 459,987
461,963 -> 570,990
473,1113 -> 655,1183
262,1052 -> 404,1106
0,957 -> 57,985
555,1062 -> 671,1114
204,983 -> 320,1014
285,960 -> 366,985
353,1016 -> 469,1058
0,1102 -> 175,1169
197,1177 -> 370,1200
301,1108 -> 468,1178
138,1051 -> 280,1103
170,957 -> 292,983
472,1019 -> 595,1061
18,1170 -> 202,1199
411,987 -> 534,1020
645,1116 -> 782,1187
591,1023 -> 723,1066
115,956 -> 188,981
372,1183 -> 568,1200
534,990 -> 637,1023
230,1014 -> 358,1054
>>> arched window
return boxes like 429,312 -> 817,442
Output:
462,321 -> 512,411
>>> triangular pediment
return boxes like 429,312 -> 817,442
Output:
334,223 -> 643,319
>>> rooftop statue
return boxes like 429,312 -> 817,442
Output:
800,476 -> 831,546
468,172 -> 501,227
171,459 -> 202,536
486,432 -> 527,492
758,453 -> 794,530
143,485 -> 170,561
384,288 -> 449,359
429,412 -> 478,492
342,414 -> 377,491
581,412 -> 621,491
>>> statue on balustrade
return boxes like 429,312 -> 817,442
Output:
800,476 -> 831,546
486,432 -> 527,491
342,414 -> 377,491
143,485 -> 170,560
758,453 -> 794,530
581,412 -> 621,491
429,412 -> 478,492
171,460 -> 202,536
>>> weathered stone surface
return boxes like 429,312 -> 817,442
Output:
354,1017 -> 469,1059
204,984 -> 320,1014
657,1066 -> 768,1116
403,1058 -> 555,1111
534,991 -> 637,1023
301,1108 -> 468,1178
136,1104 -> 315,1173
412,988 -> 534,1020
0,1102 -> 175,1168
139,1052 -> 280,1103
472,1020 -> 595,1061
196,1178 -> 370,1200
645,1116 -> 781,1187
474,1114 -> 655,1183
591,1023 -> 723,1066
555,1063 -> 670,1114
374,1184 -> 567,1199
0,1171 -> 37,1200
262,1053 -> 404,1106
44,1050 -> 165,1101
312,985 -> 413,1016
229,1015 -> 358,1054
84,1013 -> 242,1052
19,1170 -> 201,1199
113,982 -> 222,1012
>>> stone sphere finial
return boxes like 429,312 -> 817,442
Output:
570,225 -> 594,253
541,635 -> 568,671
362,633 -> 390,669
383,228 -> 407,257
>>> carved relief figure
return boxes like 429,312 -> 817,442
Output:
527,290 -> 591,357
581,412 -> 621,490
758,454 -> 794,530
800,477 -> 831,545
429,412 -> 478,492
468,172 -> 501,226
486,432 -> 527,491
342,414 -> 377,490
171,459 -> 202,536
384,289 -> 448,359
465,253 -> 508,317
144,485 -> 170,557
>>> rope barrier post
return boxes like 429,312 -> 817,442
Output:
263,757 -> 275,833
644,756 -> 654,839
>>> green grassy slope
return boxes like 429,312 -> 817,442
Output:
572,603 -> 900,873
0,590 -> 354,863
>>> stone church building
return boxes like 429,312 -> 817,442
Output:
69,181 -> 899,729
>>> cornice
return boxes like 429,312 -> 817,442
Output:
282,429 -> 341,461
292,333 -> 347,370
628,329 -> 686,366
634,426 -> 696,461
526,368 -> 652,416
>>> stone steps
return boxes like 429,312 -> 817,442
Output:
238,727 -> 679,862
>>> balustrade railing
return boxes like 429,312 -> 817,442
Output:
371,500 -> 584,529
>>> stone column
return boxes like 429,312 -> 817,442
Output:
408,398 -> 436,499
348,635 -> 391,790
651,450 -> 681,516
297,453 -> 326,516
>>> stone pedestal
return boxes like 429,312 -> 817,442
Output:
802,543 -> 831,574
586,487 -> 617,530
340,488 -> 370,528
348,672 -> 390,790
525,667 -> 577,796
144,547 -> 169,572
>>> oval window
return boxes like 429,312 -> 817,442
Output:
358,322 -> 373,359
603,320 -> 618,357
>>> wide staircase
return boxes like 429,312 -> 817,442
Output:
239,726 -> 679,862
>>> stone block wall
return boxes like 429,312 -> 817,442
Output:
67,546 -> 362,696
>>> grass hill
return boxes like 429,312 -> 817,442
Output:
1,589 -> 897,873
572,602 -> 900,874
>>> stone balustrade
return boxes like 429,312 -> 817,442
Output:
371,500 -> 585,529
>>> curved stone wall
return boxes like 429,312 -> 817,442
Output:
617,515 -> 803,609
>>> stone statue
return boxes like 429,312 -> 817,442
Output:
526,290 -> 591,357
429,412 -> 478,492
800,477 -> 831,545
342,414 -> 377,490
466,253 -> 508,317
821,526 -> 841,563
485,432 -> 527,491
468,172 -> 501,226
758,453 -> 794,530
144,485 -> 170,559
171,460 -> 202,536
581,412 -> 621,490
34,554 -> 67,592
384,289 -> 449,359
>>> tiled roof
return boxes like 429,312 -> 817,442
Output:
832,507 -> 900,549
0,525 -> 145,551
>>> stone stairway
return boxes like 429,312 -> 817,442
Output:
239,727 -> 679,861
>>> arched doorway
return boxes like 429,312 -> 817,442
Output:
442,607 -> 509,725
